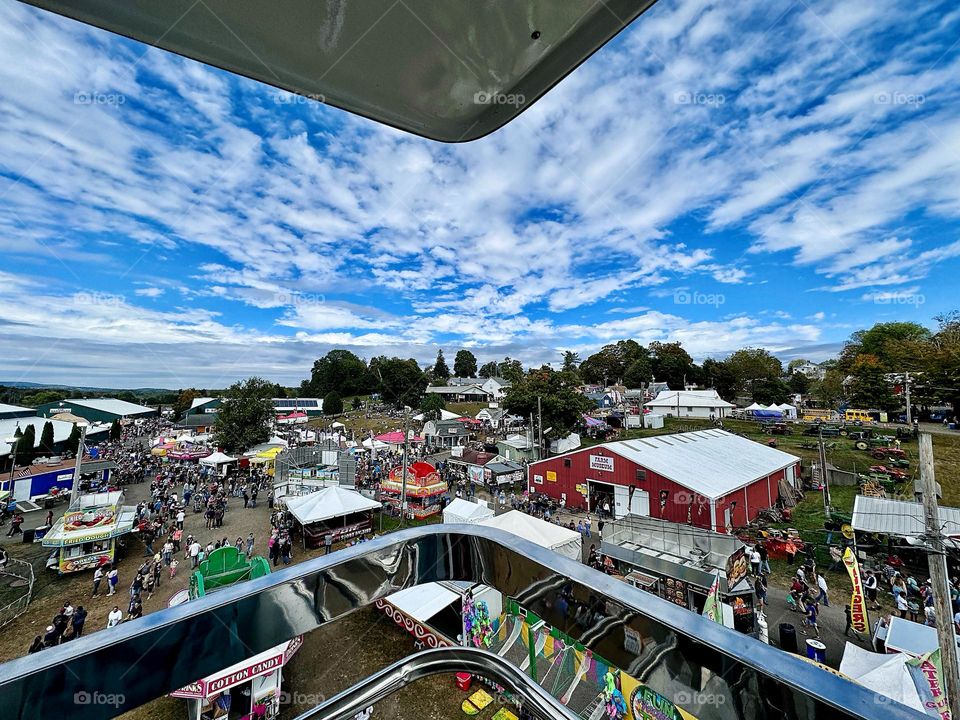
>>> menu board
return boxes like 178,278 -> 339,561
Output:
661,577 -> 688,608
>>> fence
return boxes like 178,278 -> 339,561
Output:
0,557 -> 35,628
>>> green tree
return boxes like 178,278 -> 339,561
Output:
923,312 -> 960,413
649,341 -> 696,389
432,349 -> 451,381
839,322 -> 932,372
751,378 -> 791,406
110,419 -> 122,441
478,361 -> 499,378
419,393 -> 446,421
39,421 -> 55,454
503,368 -> 592,440
66,424 -> 82,458
15,424 -> 35,466
725,348 -> 784,395
788,372 -> 810,395
323,391 -> 344,415
623,358 -> 652,388
700,358 -> 738,401
306,350 -> 370,397
497,358 -> 525,384
580,341 -> 649,385
561,351 -> 581,373
213,377 -> 275,453
21,389 -> 67,406
847,355 -> 897,410
812,369 -> 845,409
375,357 -> 429,408
173,388 -> 200,420
453,350 -> 478,378
351,396 -> 363,411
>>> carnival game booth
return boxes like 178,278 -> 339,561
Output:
42,490 -> 137,574
376,581 -> 502,650
285,486 -> 380,548
601,515 -> 757,634
170,546 -> 300,720
379,461 -> 448,518
442,497 -> 494,524
165,442 -> 214,462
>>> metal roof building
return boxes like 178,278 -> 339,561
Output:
851,495 -> 960,539
0,403 -> 34,420
528,430 -> 801,533
37,398 -> 158,423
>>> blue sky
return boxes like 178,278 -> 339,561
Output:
2,0 -> 959,388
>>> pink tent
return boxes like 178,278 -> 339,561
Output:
375,431 -> 424,444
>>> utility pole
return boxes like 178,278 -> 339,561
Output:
904,371 -> 912,426
399,406 -> 410,527
68,422 -> 88,508
819,429 -> 831,520
919,432 -> 960,719
537,396 -> 544,460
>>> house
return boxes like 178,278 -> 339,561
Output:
422,419 -> 472,448
792,361 -> 826,381
496,434 -> 539,463
424,384 -> 490,402
479,377 -> 511,400
644,389 -> 734,419
527,429 -> 800,533
475,407 -> 507,428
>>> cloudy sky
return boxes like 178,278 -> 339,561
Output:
2,0 -> 959,388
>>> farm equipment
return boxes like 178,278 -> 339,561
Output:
762,422 -> 792,436
871,447 -> 907,460
868,465 -> 909,481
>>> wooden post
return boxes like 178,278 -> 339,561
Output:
919,432 -> 960,719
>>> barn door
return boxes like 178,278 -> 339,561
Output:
613,485 -> 630,519
629,489 -> 649,516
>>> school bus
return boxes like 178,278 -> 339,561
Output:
844,409 -> 875,423
801,409 -> 834,422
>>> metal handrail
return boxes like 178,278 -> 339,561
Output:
292,646 -> 579,720
0,524 -> 926,720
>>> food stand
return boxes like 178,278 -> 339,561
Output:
379,461 -> 448,518
170,546 -> 301,720
283,486 -> 380,548
602,515 -> 757,634
41,491 -> 137,574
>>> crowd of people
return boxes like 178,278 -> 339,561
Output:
28,601 -> 87,652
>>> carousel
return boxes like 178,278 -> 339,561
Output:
379,461 -> 447,518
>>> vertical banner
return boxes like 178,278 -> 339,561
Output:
702,570 -> 723,624
842,547 -> 869,634
907,649 -> 952,720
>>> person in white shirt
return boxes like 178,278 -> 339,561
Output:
189,541 -> 201,568
816,574 -> 829,606
107,606 -> 123,628
896,592 -> 908,618
749,548 -> 761,576
176,509 -> 185,530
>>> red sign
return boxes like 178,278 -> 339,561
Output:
206,653 -> 284,694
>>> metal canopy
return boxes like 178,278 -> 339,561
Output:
19,0 -> 659,142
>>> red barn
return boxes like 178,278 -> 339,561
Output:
527,429 -> 800,533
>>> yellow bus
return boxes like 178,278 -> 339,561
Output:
844,409 -> 874,423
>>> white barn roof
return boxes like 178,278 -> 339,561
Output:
852,495 -> 960,539
536,429 -> 798,500
646,390 -> 735,409
62,398 -> 156,416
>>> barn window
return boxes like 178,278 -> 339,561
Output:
635,468 -> 646,482
563,458 -> 571,467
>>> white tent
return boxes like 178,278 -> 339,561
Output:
386,583 -> 462,623
479,510 -> 582,561
744,402 -> 765,411
550,432 -> 581,454
361,437 -> 390,450
443,498 -> 494,524
331,422 -> 346,429
199,451 -> 236,466
774,403 -> 798,419
838,643 -> 924,713
284,486 -> 381,525
412,409 -> 461,422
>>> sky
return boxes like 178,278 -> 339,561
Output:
2,0 -> 959,389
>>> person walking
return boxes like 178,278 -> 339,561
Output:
176,508 -> 185,530
865,571 -> 880,610
92,566 -> 105,597
72,606 -> 87,638
750,546 -> 761,576
107,567 -> 119,596
844,604 -> 861,639
189,539 -> 201,568
247,533 -> 255,556
324,533 -> 333,555
6,512 -> 24,536
816,573 -> 830,607
107,606 -> 123,628
802,600 -> 820,638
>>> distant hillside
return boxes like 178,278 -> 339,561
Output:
0,381 -> 173,393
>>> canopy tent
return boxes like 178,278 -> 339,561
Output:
284,486 -> 380,526
581,414 -> 607,428
744,403 -> 765,411
838,643 -> 924,714
249,446 -> 284,465
773,403 -> 798,419
331,422 -> 346,429
375,431 -> 424,444
443,498 -> 494,525
385,583 -> 462,623
361,437 -> 390,451
199,451 -> 237,467
479,510 -> 581,561
412,409 -> 462,422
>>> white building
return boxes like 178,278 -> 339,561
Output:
792,361 -> 826,381
644,389 -> 735,419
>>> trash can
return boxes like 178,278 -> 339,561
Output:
22,528 -> 35,544
779,623 -> 797,654
806,639 -> 826,663
456,672 -> 472,691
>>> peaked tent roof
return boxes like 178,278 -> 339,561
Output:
443,498 -> 495,524
479,510 -> 581,560
199,451 -> 237,465
646,390 -> 735,409
285,486 -> 381,525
